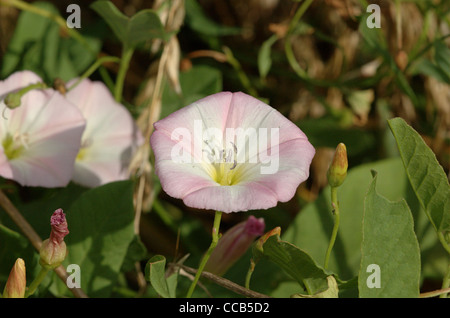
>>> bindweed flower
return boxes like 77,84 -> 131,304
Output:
204,215 -> 265,276
150,92 -> 315,213
0,71 -> 86,187
39,209 -> 69,270
3,258 -> 26,298
66,78 -> 144,188
327,143 -> 348,188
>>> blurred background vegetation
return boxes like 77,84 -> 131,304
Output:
1,0 -> 449,297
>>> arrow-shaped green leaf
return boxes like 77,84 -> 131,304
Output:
359,172 -> 421,297
388,117 -> 450,232
91,1 -> 167,49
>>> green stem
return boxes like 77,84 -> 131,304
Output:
440,261 -> 450,298
245,259 -> 256,290
288,0 -> 314,32
437,232 -> 450,255
222,46 -> 259,98
10,82 -> 47,99
4,82 -> 47,112
24,267 -> 49,298
284,0 -> 314,80
186,211 -> 222,298
324,186 -> 340,270
438,232 -> 450,298
67,56 -> 121,91
114,47 -> 134,102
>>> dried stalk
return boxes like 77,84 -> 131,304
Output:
171,263 -> 272,298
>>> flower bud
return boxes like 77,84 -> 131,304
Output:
39,209 -> 69,270
327,143 -> 348,188
204,215 -> 265,276
3,258 -> 26,298
4,92 -> 22,109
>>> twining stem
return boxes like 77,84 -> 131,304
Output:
67,56 -> 121,91
283,0 -> 313,80
440,262 -> 450,298
437,232 -> 450,298
222,46 -> 258,98
114,47 -> 134,102
186,211 -> 223,298
324,186 -> 340,270
245,259 -> 256,290
24,267 -> 49,298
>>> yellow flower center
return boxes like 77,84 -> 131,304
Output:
2,133 -> 27,160
76,138 -> 91,162
211,161 -> 243,186
203,140 -> 243,186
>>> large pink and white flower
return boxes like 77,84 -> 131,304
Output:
0,71 -> 86,187
150,91 -> 315,213
66,78 -> 143,188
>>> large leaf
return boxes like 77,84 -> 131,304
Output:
388,117 -> 450,232
1,2 -> 100,82
184,0 -> 241,36
0,224 -> 40,285
282,158 -> 435,281
359,173 -> 421,298
90,1 -> 167,49
253,234 -> 329,295
50,181 -> 136,297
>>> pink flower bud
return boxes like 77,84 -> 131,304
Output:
327,143 -> 348,188
39,209 -> 69,270
204,215 -> 265,276
3,258 -> 26,298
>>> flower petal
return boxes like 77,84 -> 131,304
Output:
66,79 -> 144,187
0,72 -> 86,187
151,91 -> 315,213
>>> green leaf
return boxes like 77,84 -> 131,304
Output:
90,1 -> 167,48
0,224 -> 39,284
388,117 -> 450,232
145,255 -> 170,298
282,158 -> 435,281
434,39 -> 450,80
121,235 -> 148,272
184,0 -> 241,36
411,58 -> 450,84
51,181 -> 136,297
1,2 -> 100,81
159,65 -> 222,119
255,234 -> 329,295
346,89 -> 374,120
90,1 -> 128,43
126,10 -> 169,47
145,255 -> 178,298
292,276 -> 339,298
296,117 -> 376,157
258,35 -> 278,79
359,173 -> 421,298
